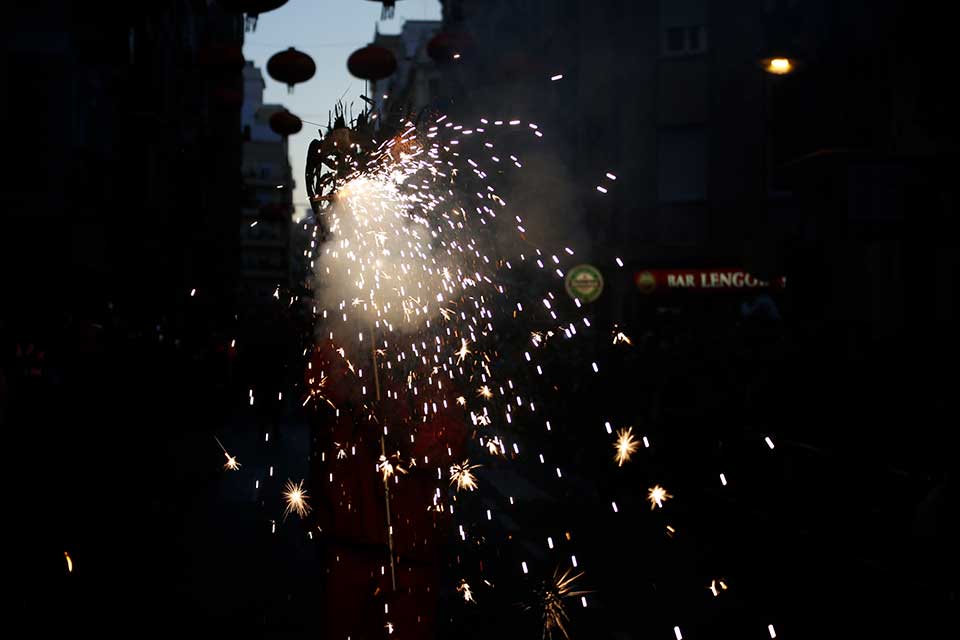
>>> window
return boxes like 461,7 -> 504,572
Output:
657,128 -> 707,202
660,0 -> 707,56
662,25 -> 707,56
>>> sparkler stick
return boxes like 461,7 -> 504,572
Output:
370,323 -> 397,591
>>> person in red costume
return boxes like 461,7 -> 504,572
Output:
306,331 -> 470,639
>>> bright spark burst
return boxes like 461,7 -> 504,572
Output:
378,453 -> 408,482
455,338 -> 472,364
456,395 -> 466,406
223,452 -> 241,471
612,330 -> 632,345
283,479 -> 311,519
477,385 -> 493,400
647,484 -> 673,510
613,427 -> 639,466
450,460 -> 481,492
305,373 -> 336,409
527,567 -> 589,640
215,436 -> 240,471
457,579 -> 476,603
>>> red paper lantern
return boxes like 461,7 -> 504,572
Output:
267,47 -> 316,92
269,110 -> 303,137
347,45 -> 397,81
218,0 -> 288,28
218,0 -> 288,10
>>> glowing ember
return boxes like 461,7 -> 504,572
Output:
223,453 -> 241,471
450,460 -> 481,492
613,427 -> 639,466
378,453 -> 408,482
455,338 -> 472,364
457,579 -> 476,603
283,479 -> 311,519
526,567 -> 590,640
708,578 -> 729,597
215,436 -> 240,471
647,484 -> 673,510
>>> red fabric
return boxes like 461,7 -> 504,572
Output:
308,336 -> 469,639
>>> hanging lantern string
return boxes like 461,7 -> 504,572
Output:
244,41 -> 359,49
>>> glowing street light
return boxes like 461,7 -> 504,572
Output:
761,56 -> 796,75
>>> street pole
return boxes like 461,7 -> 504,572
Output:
761,68 -> 770,198
370,324 -> 397,592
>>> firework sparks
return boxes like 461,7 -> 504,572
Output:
450,460 -> 481,492
283,479 -> 311,519
613,427 -> 638,466
215,436 -> 240,471
378,454 -> 395,480
612,330 -> 632,345
223,453 -> 241,471
303,110 -> 627,628
64,551 -> 73,573
455,338 -> 472,364
305,373 -> 336,409
457,579 -> 476,603
647,484 -> 673,510
708,579 -> 729,596
378,453 -> 408,482
528,567 -> 590,640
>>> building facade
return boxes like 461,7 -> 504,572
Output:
239,61 -> 295,305
370,19 -> 442,117
3,1 -> 245,319
434,0 -> 953,311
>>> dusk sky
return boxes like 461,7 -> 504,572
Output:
243,0 -> 442,220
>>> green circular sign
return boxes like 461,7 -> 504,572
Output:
565,264 -> 604,303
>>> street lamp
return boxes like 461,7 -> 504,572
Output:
760,55 -> 799,76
